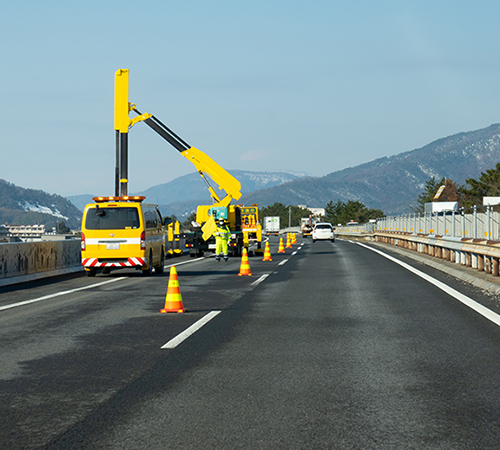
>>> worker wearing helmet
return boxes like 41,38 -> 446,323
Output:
213,218 -> 230,262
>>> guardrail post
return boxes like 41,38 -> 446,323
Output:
485,256 -> 491,274
493,257 -> 499,276
473,205 -> 478,239
461,208 -> 465,238
487,205 -> 491,240
452,210 -> 456,237
478,254 -> 484,271
472,253 -> 478,269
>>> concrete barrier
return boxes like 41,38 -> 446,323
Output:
0,240 -> 82,286
0,237 -> 189,287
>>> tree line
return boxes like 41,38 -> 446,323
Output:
415,162 -> 500,213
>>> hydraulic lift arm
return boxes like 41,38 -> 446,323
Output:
131,107 -> 242,207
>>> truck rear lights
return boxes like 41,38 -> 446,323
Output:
140,231 -> 146,249
81,233 -> 86,250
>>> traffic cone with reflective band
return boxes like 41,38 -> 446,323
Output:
263,241 -> 272,261
238,248 -> 252,276
292,233 -> 297,245
278,238 -> 285,253
161,266 -> 185,313
286,233 -> 292,248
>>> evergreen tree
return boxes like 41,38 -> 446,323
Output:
324,200 -> 383,225
259,203 -> 312,227
461,162 -> 500,208
413,177 -> 445,213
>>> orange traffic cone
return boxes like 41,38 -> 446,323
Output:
292,233 -> 297,245
277,237 -> 285,253
285,233 -> 292,248
161,266 -> 185,313
263,241 -> 272,261
238,248 -> 252,276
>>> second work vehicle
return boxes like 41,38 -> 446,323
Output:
312,222 -> 335,243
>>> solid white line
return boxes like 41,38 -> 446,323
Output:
278,259 -> 288,266
161,310 -> 221,349
0,277 -> 126,312
356,242 -> 500,327
251,273 -> 271,286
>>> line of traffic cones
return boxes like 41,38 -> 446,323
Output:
285,233 -> 292,248
278,237 -> 285,253
161,266 -> 185,313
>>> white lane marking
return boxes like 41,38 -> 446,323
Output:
356,242 -> 500,327
1,257 -> 206,313
292,251 -> 297,255
0,277 -> 126,312
161,311 -> 221,349
251,274 -> 271,287
278,259 -> 288,266
164,257 -> 204,269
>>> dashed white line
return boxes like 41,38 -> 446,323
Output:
251,273 -> 271,287
278,259 -> 288,266
161,311 -> 221,349
356,241 -> 500,328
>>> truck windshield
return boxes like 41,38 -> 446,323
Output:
85,207 -> 140,230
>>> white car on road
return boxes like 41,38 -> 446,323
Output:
312,222 -> 335,242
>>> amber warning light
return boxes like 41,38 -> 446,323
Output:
93,196 -> 146,203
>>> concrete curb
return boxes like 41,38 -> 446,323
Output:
0,266 -> 84,288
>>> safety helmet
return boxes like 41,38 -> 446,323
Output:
218,218 -> 225,225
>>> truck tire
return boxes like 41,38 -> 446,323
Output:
142,250 -> 153,276
155,249 -> 165,274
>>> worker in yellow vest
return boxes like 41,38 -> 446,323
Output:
213,218 -> 231,262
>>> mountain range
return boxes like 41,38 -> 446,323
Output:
239,123 -> 500,215
2,123 -> 500,228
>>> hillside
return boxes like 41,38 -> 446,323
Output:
67,170 -> 304,217
239,124 -> 500,215
0,180 -> 82,229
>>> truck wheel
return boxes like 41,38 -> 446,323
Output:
142,250 -> 153,276
86,268 -> 96,277
155,249 -> 165,274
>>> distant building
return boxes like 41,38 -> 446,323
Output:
6,224 -> 46,241
0,225 -> 8,242
298,205 -> 325,218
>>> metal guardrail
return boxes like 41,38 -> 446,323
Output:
335,208 -> 500,277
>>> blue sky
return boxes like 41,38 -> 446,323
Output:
2,1 -> 500,196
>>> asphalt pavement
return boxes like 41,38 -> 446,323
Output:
29,238 -> 500,449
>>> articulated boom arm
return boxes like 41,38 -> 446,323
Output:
132,107 -> 242,207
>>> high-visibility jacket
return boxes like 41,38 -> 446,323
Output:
213,224 -> 230,255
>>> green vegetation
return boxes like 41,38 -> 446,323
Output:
324,200 -> 384,225
259,203 -> 313,227
414,163 -> 500,211
460,162 -> 500,208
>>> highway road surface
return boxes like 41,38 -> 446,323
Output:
1,237 -> 499,449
